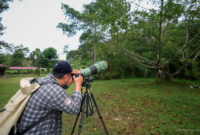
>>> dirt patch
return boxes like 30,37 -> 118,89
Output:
113,115 -> 121,120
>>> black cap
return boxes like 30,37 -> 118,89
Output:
53,61 -> 78,75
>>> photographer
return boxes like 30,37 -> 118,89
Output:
16,61 -> 83,135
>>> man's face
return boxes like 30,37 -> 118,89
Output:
61,73 -> 71,86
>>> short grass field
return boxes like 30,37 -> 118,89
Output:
0,75 -> 200,135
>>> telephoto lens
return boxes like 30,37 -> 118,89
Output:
80,61 -> 109,76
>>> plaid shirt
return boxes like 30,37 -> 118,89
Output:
17,74 -> 82,135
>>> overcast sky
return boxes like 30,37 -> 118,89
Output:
1,0 -> 93,60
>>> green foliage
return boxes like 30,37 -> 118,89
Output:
29,48 -> 41,66
35,47 -> 59,72
10,45 -> 29,66
67,50 -> 79,61
33,68 -> 40,76
5,69 -> 33,75
186,59 -> 200,79
5,70 -> 18,75
0,53 -> 5,64
43,47 -> 58,60
57,0 -> 200,81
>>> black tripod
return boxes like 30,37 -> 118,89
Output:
71,76 -> 109,135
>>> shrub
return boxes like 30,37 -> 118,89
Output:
5,70 -> 19,75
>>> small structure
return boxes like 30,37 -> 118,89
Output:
9,67 -> 37,70
9,67 -> 37,74
0,64 -> 7,77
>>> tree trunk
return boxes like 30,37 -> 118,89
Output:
155,70 -> 159,83
161,68 -> 166,83
168,75 -> 173,82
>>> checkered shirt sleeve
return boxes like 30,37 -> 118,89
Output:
49,85 -> 82,114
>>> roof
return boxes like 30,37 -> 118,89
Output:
9,67 -> 46,70
0,64 -> 7,67
9,67 -> 37,70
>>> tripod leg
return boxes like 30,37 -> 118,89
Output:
78,92 -> 88,135
71,93 -> 86,135
86,92 -> 88,118
90,92 -> 109,135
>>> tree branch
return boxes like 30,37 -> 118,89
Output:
183,45 -> 200,63
162,23 -> 174,36
101,34 -> 156,65
123,53 -> 155,69
161,59 -> 171,67
171,46 -> 200,77
179,30 -> 200,52
193,51 -> 200,60
171,66 -> 183,77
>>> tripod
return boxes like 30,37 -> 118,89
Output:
71,76 -> 109,135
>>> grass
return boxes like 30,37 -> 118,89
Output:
0,75 -> 200,135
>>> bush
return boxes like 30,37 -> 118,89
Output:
34,68 -> 40,76
5,70 -> 18,75
49,68 -> 53,73
4,69 -> 35,75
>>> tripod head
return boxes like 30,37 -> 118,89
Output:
81,76 -> 94,89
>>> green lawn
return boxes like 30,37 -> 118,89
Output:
0,75 -> 200,135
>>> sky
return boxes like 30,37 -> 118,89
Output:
1,0 -> 93,60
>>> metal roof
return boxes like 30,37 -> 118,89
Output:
8,67 -> 46,70
0,64 -> 7,67
9,67 -> 37,70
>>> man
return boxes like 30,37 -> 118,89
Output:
17,61 -> 83,135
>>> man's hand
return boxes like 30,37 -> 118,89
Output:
73,69 -> 83,92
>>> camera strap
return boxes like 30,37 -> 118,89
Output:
16,110 -> 53,135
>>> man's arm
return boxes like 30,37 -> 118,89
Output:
49,73 -> 83,114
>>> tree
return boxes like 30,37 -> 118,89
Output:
66,50 -> 79,61
11,45 -> 29,66
29,48 -> 42,66
36,47 -> 59,73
